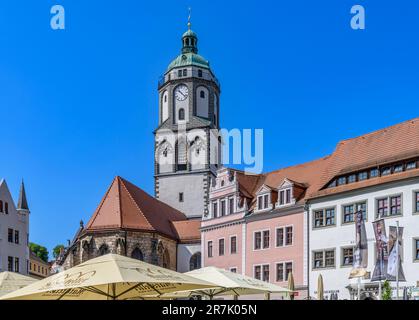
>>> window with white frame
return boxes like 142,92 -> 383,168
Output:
414,239 -> 419,261
218,239 -> 225,256
341,247 -> 354,266
229,198 -> 234,214
313,249 -> 335,269
220,200 -> 226,217
254,232 -> 262,250
276,262 -> 293,282
254,265 -> 261,280
279,188 -> 292,206
415,192 -> 419,213
262,265 -> 270,282
230,236 -> 237,254
254,230 -> 269,250
277,226 -> 293,246
257,194 -> 270,210
342,202 -> 367,224
276,228 -> 284,247
313,208 -> 335,228
207,241 -> 213,258
376,195 -> 402,218
212,201 -> 218,218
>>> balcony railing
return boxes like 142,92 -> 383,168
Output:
157,69 -> 220,90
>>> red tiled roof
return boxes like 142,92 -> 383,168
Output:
171,220 -> 201,242
312,117 -> 419,197
263,156 -> 331,202
85,176 -> 188,240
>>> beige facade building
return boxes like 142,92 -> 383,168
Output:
29,251 -> 49,279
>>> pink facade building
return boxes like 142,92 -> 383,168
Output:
201,159 -> 328,299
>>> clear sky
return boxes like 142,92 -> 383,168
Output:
0,0 -> 418,257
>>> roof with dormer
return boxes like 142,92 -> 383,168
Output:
221,118 -> 419,206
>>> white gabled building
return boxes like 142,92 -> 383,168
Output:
307,118 -> 419,300
0,179 -> 30,275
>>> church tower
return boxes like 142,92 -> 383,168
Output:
154,18 -> 221,219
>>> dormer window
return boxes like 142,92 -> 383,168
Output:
337,177 -> 346,186
258,194 -> 269,210
279,188 -> 292,206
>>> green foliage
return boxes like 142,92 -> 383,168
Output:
382,280 -> 392,300
29,242 -> 49,263
53,244 -> 65,259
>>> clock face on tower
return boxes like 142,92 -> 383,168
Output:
174,85 -> 189,101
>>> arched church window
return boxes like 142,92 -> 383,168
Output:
200,90 -> 205,98
164,95 -> 167,102
179,108 -> 185,120
131,248 -> 144,261
98,244 -> 109,256
189,252 -> 201,271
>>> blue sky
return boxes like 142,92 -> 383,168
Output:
0,0 -> 418,256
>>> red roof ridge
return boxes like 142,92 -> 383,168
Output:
265,156 -> 331,176
337,117 -> 419,144
118,177 -> 154,231
85,176 -> 120,229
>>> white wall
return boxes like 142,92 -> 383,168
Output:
196,86 -> 209,118
308,178 -> 419,299
177,243 -> 201,273
161,90 -> 169,123
0,180 -> 29,275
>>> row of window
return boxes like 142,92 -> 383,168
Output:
206,227 -> 294,258
212,197 -> 235,218
7,228 -> 19,244
327,159 -> 418,189
207,236 -> 237,257
0,200 -> 9,214
313,192 -> 419,229
177,68 -> 204,79
30,262 -> 48,275
254,227 -> 294,250
254,261 -> 293,282
257,188 -> 293,211
313,239 -> 419,269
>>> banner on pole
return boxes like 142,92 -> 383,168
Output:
387,226 -> 406,282
371,219 -> 388,281
349,211 -> 368,278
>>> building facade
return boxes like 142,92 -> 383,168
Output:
154,21 -> 221,219
308,118 -> 419,300
0,179 -> 30,275
29,250 -> 49,279
201,159 -> 329,299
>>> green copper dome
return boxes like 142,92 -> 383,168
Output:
167,25 -> 210,72
167,52 -> 209,70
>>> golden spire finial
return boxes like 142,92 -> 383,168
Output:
188,7 -> 191,30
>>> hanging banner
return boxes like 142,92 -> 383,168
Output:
387,226 -> 406,282
371,219 -> 388,281
349,211 -> 368,278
